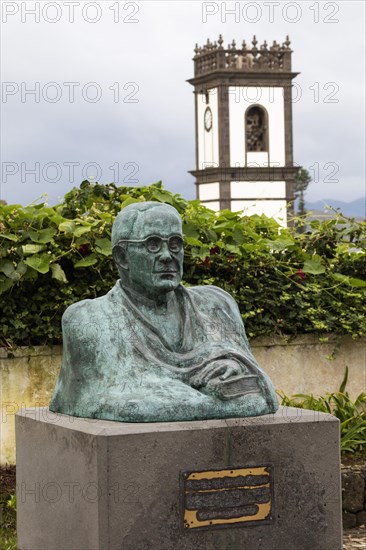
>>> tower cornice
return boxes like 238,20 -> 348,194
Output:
187,71 -> 300,88
189,166 -> 300,182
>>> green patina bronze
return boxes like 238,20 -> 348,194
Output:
50,202 -> 278,422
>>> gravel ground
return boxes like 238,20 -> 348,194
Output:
343,527 -> 366,549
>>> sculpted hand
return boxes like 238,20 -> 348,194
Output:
190,359 -> 242,390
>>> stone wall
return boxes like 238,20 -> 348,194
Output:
342,464 -> 366,528
252,334 -> 366,400
0,346 -> 61,465
1,334 -> 365,465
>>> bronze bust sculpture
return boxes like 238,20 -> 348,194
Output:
50,202 -> 278,421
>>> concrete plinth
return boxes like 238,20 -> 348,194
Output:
16,406 -> 342,550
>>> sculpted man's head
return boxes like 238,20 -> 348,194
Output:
112,202 -> 184,299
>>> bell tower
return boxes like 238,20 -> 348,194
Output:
188,35 -> 300,226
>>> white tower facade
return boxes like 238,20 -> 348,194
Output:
188,35 -> 299,226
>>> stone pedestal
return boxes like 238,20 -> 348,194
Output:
16,406 -> 342,550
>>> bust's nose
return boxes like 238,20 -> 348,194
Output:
157,242 -> 173,262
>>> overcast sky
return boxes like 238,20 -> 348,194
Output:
1,0 -> 365,206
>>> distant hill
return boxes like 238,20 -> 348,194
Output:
305,198 -> 365,219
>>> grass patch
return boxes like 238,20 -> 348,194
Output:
0,466 -> 16,550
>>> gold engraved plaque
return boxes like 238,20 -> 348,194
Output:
182,465 -> 273,530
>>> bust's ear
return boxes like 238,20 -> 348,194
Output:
112,244 -> 129,271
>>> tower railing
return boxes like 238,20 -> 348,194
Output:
193,35 -> 292,76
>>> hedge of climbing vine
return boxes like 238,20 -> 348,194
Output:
0,181 -> 365,349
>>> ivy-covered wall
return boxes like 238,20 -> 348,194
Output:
1,181 -> 365,349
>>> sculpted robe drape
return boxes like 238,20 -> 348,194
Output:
50,282 -> 278,421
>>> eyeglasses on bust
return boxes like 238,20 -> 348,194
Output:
117,235 -> 184,254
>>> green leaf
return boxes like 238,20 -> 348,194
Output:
232,227 -> 246,245
50,263 -> 68,282
58,221 -> 76,234
348,277 -> 366,288
95,238 -> 112,256
225,244 -> 239,252
74,254 -> 98,268
151,189 -> 174,204
339,367 -> 349,394
182,222 -> 199,238
74,225 -> 92,237
16,261 -> 27,276
214,220 -> 235,231
0,276 -> 13,294
191,246 -> 210,260
332,273 -> 349,284
184,236 -> 202,247
1,233 -> 18,241
121,197 -> 143,209
217,210 -> 239,220
0,259 -> 15,278
22,244 -> 46,255
24,254 -> 51,274
204,229 -> 217,241
303,259 -> 326,275
332,273 -> 366,287
266,238 -> 294,251
29,228 -> 56,243
0,259 -> 27,281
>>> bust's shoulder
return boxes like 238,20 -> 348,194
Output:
186,284 -> 238,310
62,283 -> 118,324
